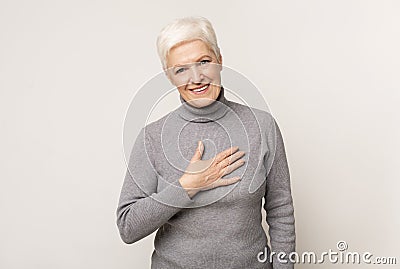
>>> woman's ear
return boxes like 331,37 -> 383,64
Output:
218,54 -> 223,71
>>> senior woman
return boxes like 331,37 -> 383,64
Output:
116,17 -> 296,269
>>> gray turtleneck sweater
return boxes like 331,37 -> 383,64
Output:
116,87 -> 296,269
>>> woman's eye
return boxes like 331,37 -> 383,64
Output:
175,67 -> 186,74
199,59 -> 211,65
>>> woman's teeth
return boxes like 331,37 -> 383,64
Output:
192,85 -> 208,92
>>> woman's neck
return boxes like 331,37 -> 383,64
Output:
177,86 -> 230,123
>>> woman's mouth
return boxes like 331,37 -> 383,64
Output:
189,84 -> 210,95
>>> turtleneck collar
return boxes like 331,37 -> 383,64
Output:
176,86 -> 230,123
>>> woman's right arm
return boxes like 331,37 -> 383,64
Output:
116,127 -> 194,244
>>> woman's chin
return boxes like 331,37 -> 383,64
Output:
187,97 -> 215,108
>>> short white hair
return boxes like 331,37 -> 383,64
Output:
156,16 -> 221,70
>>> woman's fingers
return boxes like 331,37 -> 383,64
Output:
212,176 -> 241,188
217,150 -> 245,169
213,146 -> 239,165
190,141 -> 204,163
202,176 -> 241,191
220,158 -> 245,176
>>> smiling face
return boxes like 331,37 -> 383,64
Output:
166,39 -> 223,108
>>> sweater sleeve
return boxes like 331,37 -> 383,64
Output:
263,119 -> 296,269
116,127 -> 194,244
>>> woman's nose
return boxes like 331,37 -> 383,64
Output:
188,65 -> 203,83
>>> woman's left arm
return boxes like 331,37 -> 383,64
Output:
263,119 -> 296,269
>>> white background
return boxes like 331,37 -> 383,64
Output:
1,0 -> 399,268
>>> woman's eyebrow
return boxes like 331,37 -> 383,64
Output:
195,54 -> 212,61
